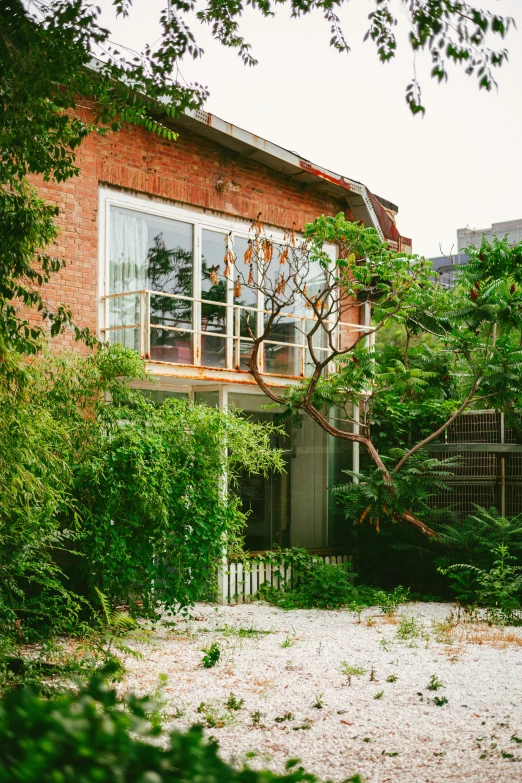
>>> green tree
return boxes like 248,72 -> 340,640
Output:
237,214 -> 522,536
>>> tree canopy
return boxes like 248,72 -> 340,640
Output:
233,214 -> 522,536
0,0 -> 515,378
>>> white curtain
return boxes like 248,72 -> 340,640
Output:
109,208 -> 149,348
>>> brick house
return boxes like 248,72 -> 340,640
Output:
36,107 -> 411,554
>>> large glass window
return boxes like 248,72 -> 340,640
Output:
109,205 -> 193,362
201,229 -> 228,367
104,196 -> 337,376
229,392 -> 329,550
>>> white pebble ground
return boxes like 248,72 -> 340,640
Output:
121,602 -> 522,782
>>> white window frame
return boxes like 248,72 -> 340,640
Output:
98,187 -> 338,376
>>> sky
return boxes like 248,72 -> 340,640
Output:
97,0 -> 522,258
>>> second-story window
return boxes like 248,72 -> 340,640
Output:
103,190 -> 337,376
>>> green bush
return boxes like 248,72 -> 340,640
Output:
439,543 -> 522,624
0,677 -> 361,783
0,345 -> 282,641
257,548 -> 402,611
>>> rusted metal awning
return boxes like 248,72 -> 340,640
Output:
171,108 -> 411,249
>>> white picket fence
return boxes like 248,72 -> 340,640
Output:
217,555 -> 349,605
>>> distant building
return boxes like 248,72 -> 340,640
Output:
429,252 -> 468,289
430,217 -> 522,288
457,217 -> 522,250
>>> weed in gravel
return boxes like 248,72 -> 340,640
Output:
148,673 -> 169,720
427,674 -> 445,691
250,710 -> 265,727
362,737 -> 371,743
341,662 -> 367,676
432,615 -> 456,644
512,734 -> 522,744
293,719 -> 312,731
274,712 -> 294,723
433,696 -> 449,707
225,693 -> 244,711
379,636 -> 392,651
280,636 -> 293,649
313,693 -> 324,709
374,691 -> 384,700
201,642 -> 220,668
386,675 -> 398,683
196,701 -> 228,728
213,625 -> 271,638
459,625 -> 522,649
396,615 -> 426,644
382,751 -> 398,757
376,586 -> 410,616
369,667 -> 378,682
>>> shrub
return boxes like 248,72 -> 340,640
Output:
0,677 -> 361,783
0,345 -> 282,642
439,543 -> 522,623
259,550 -> 359,610
257,548 -> 399,611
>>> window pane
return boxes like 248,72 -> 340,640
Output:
109,294 -> 140,328
304,347 -> 329,377
147,213 -> 193,331
290,414 -> 328,549
150,327 -> 192,364
229,396 -> 291,551
194,390 -> 219,408
264,314 -> 301,345
305,319 -> 330,350
201,229 -> 228,333
109,207 -> 149,332
108,328 -> 140,352
201,333 -> 227,368
264,343 -> 301,376
230,393 -> 329,551
238,339 -> 254,369
233,236 -> 258,308
109,206 -> 193,362
262,241 -> 295,313
140,389 -> 188,404
260,239 -> 329,320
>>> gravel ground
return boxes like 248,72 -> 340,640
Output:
120,601 -> 522,782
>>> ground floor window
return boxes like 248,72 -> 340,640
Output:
140,385 -> 352,552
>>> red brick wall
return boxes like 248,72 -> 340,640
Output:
30,113 -> 356,349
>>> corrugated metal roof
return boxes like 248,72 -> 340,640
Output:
172,108 -> 410,247
86,56 -> 409,247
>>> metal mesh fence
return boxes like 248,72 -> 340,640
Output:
429,413 -> 522,520
430,481 -> 501,519
505,421 -> 522,444
445,411 -> 501,443
505,454 -> 522,516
